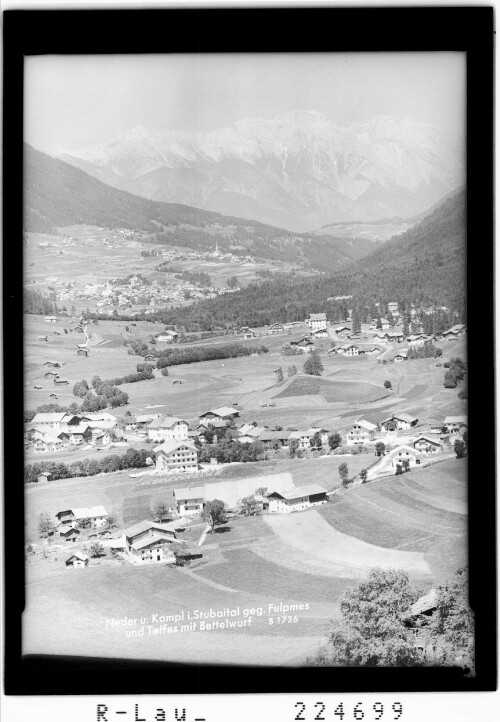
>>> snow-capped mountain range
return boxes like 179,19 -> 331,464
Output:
58,110 -> 464,232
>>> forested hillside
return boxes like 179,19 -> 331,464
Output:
153,189 -> 466,330
24,144 -> 375,271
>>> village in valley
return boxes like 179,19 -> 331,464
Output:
24,280 -> 468,666
22,51 -> 470,670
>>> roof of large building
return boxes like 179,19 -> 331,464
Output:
353,419 -> 377,432
268,483 -> 328,500
67,551 -> 89,562
309,313 -> 326,321
414,435 -> 443,445
382,413 -> 417,424
444,415 -> 467,425
153,439 -> 197,455
388,444 -> 419,456
124,520 -> 177,539
31,413 -> 67,424
131,532 -> 182,550
149,416 -> 186,429
200,406 -> 239,418
174,486 -> 206,501
69,506 -> 108,519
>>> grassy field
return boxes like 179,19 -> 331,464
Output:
24,310 -> 466,435
25,454 -> 374,540
317,458 -> 467,581
24,453 -> 467,666
275,375 -> 389,403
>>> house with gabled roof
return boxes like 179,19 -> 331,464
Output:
346,419 -> 377,446
153,439 -> 198,472
289,337 -> 315,353
267,483 -> 328,513
199,406 -> 240,421
381,413 -> 418,431
413,436 -> 443,454
337,344 -> 359,356
333,325 -> 351,334
148,416 -> 189,443
394,350 -> 408,362
268,323 -> 284,334
443,416 -> 467,434
407,334 -> 429,346
441,324 -> 466,339
387,444 -> 422,470
307,313 -> 327,333
33,433 -> 65,453
173,486 -> 206,516
59,525 -> 81,542
124,520 -> 181,564
65,551 -> 89,567
31,412 -> 67,430
259,430 -> 291,446
55,506 -> 108,528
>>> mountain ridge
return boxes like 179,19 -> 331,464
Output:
23,143 -> 376,272
57,111 -> 464,231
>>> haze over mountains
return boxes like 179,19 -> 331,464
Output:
58,111 -> 464,232
24,143 -> 375,272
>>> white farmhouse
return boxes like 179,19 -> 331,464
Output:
148,416 -> 189,443
267,483 -> 328,513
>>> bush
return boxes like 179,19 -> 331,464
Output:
161,368 -> 169,376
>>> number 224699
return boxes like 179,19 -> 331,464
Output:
294,701 -> 403,721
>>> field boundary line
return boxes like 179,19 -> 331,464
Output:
178,566 -> 239,593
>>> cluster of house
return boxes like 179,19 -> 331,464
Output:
346,413 -> 467,473
174,481 -> 329,518
51,505 -> 190,567
27,411 -> 118,453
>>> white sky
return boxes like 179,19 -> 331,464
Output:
25,52 -> 465,154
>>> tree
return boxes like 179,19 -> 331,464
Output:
201,499 -> 227,533
106,515 -> 117,529
303,350 -> 324,376
174,545 -> 193,567
339,462 -> 349,488
351,307 -> 361,334
255,486 -> 268,497
38,512 -> 55,539
402,459 -> 410,473
227,276 -> 238,289
454,439 -> 466,459
311,431 -> 323,450
88,541 -> 105,558
289,438 -> 299,457
395,464 -> 404,475
384,418 -> 398,431
360,468 -> 368,484
152,502 -> 171,523
384,380 -> 392,389
240,495 -> 261,517
287,364 -> 297,377
275,367 -> 284,383
375,442 -> 386,457
73,379 -> 89,397
428,567 -> 474,672
328,432 -> 342,450
307,568 -> 421,667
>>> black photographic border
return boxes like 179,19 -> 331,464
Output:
3,5 -> 495,696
